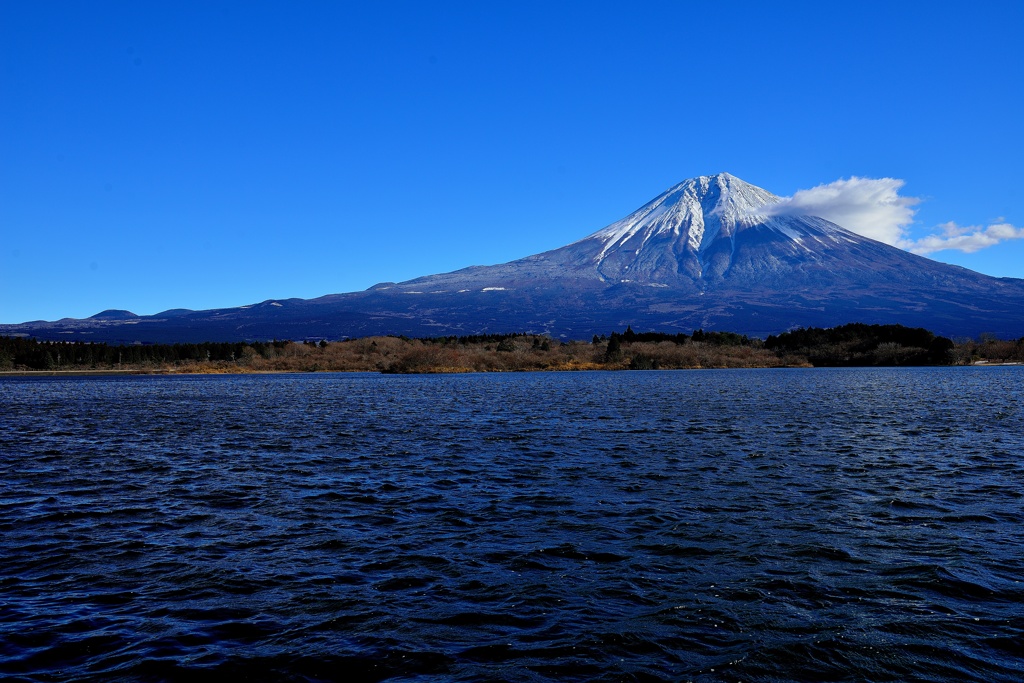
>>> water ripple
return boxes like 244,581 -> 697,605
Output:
1,368 -> 1022,681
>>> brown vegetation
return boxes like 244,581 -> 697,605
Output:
0,335 -> 807,374
953,335 -> 1024,364
4,325 -> 1021,375
213,336 -> 809,374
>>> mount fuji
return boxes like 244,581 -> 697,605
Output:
7,173 -> 1024,343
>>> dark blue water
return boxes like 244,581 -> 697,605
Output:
1,368 -> 1022,682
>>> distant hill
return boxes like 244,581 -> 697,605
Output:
4,173 -> 1024,343
88,310 -> 140,321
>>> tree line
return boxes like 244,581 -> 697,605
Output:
763,323 -> 956,366
1,324 -> 1021,373
0,338 -> 290,370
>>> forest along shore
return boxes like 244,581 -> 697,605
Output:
2,324 -> 1022,375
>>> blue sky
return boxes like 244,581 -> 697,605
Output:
3,1 -> 1023,323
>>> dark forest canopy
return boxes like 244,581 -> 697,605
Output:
764,323 -> 956,366
0,338 -> 288,370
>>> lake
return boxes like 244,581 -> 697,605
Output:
1,368 -> 1022,681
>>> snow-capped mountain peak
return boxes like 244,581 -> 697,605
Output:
563,173 -> 848,283
587,173 -> 783,261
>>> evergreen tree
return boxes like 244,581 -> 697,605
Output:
605,333 -> 622,362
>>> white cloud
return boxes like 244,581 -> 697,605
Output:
762,177 -> 919,245
907,222 -> 1024,255
761,177 -> 1024,255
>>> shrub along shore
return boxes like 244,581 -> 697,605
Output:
2,324 -> 1021,375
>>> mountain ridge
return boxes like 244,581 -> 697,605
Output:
4,173 -> 1024,343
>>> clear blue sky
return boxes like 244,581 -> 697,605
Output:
3,1 -> 1023,323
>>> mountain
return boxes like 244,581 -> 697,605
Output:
5,173 -> 1024,343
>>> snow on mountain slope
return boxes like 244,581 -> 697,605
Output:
570,172 -> 849,282
395,173 -> 953,290
589,172 -> 782,257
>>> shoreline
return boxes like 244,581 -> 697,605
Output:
0,369 -> 180,377
4,363 -> 1017,378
